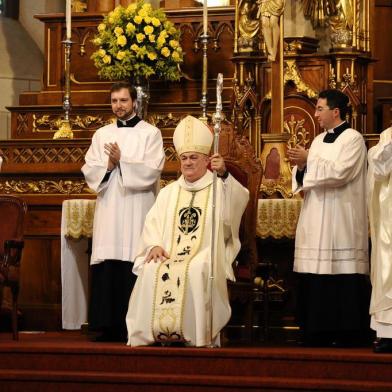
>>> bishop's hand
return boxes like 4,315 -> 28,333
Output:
210,153 -> 227,176
145,246 -> 170,263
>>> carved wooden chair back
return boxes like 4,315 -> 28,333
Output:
217,120 -> 263,281
0,195 -> 27,340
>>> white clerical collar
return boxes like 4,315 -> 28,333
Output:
327,121 -> 345,133
118,113 -> 136,126
178,170 -> 213,192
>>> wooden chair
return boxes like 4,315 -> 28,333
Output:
0,195 -> 27,340
217,121 -> 263,343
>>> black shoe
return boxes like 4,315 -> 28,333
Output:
373,338 -> 392,353
92,333 -> 113,342
92,330 -> 127,342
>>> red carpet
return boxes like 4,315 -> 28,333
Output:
1,331 -> 392,391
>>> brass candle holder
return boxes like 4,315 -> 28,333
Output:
198,33 -> 210,123
54,39 -> 74,139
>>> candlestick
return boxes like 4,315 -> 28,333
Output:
66,0 -> 71,40
54,38 -> 74,139
203,0 -> 208,36
199,33 -> 209,122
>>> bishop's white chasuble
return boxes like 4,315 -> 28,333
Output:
368,127 -> 392,337
126,171 -> 249,347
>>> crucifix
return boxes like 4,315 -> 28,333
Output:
259,0 -> 286,133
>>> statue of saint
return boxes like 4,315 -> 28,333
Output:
329,0 -> 354,47
329,0 -> 354,31
72,0 -> 87,12
257,0 -> 285,62
238,0 -> 260,52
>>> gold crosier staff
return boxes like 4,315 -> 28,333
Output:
208,73 -> 224,347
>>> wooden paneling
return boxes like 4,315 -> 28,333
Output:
19,237 -> 62,331
0,137 -> 180,331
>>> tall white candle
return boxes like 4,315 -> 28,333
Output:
203,0 -> 208,36
66,0 -> 72,40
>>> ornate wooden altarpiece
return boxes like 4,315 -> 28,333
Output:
0,0 -> 378,332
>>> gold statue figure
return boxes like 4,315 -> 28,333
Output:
302,0 -> 337,27
329,0 -> 354,48
301,0 -> 355,49
257,0 -> 285,61
238,0 -> 260,52
71,0 -> 87,12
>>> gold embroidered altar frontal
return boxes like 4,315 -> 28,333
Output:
63,199 -> 95,239
256,199 -> 303,239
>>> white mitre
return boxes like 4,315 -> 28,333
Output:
173,115 -> 213,156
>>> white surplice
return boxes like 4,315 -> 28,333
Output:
368,127 -> 392,337
126,171 -> 249,347
81,120 -> 165,265
292,128 -> 369,275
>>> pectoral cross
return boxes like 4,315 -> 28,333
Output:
183,213 -> 191,235
183,191 -> 197,235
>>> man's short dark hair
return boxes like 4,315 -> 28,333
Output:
110,81 -> 137,101
318,89 -> 350,120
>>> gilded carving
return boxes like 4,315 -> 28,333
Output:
340,68 -> 357,91
78,30 -> 91,56
0,180 -> 94,195
147,113 -> 183,129
72,0 -> 87,12
329,65 -> 337,89
284,115 -> 311,149
283,60 -> 317,98
260,182 -> 293,198
159,179 -> 175,188
265,60 -> 318,100
283,40 -> 302,55
0,177 -> 178,195
33,114 -> 113,133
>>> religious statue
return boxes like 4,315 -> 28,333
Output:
238,0 -> 260,52
301,0 -> 354,49
257,0 -> 285,62
329,0 -> 354,48
71,0 -> 87,12
302,0 -> 337,27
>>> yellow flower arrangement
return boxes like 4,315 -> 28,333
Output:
91,1 -> 183,81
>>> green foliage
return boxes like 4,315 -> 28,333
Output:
91,0 -> 183,82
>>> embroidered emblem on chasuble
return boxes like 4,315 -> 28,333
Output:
152,185 -> 211,343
